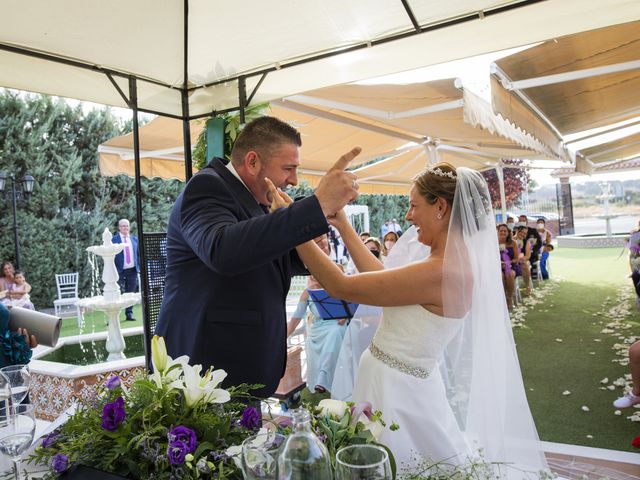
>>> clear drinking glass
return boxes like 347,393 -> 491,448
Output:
0,403 -> 36,480
277,408 -> 332,479
241,431 -> 285,479
0,366 -> 30,405
335,444 -> 392,480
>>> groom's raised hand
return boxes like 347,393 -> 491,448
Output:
315,147 -> 362,217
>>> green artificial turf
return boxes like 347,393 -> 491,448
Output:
57,304 -> 144,337
514,246 -> 639,452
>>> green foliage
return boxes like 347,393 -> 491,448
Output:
192,103 -> 270,169
0,91 -> 183,307
28,370 -> 257,479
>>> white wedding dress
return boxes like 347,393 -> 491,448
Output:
352,304 -> 470,471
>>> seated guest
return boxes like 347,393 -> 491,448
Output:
536,218 -> 553,246
0,261 -> 16,292
506,216 -> 516,232
0,303 -> 38,367
497,224 -> 520,310
381,231 -> 399,260
286,235 -> 348,394
2,271 -> 35,310
613,340 -> 640,408
515,226 -> 533,295
518,215 -> 543,272
363,237 -> 382,260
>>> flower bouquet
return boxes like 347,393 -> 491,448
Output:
28,337 -> 396,479
29,336 -> 260,479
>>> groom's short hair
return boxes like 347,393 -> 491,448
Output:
231,116 -> 302,165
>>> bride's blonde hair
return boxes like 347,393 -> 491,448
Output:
413,162 -> 457,206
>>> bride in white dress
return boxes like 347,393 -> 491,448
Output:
288,162 -> 548,478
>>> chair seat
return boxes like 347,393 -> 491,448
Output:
54,298 -> 78,306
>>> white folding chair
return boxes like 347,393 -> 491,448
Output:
53,272 -> 82,327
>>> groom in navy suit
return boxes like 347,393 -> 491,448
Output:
155,117 -> 360,398
113,218 -> 139,321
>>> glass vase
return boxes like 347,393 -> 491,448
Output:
277,408 -> 332,480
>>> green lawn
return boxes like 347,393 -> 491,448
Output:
57,304 -> 144,337
514,246 -> 639,452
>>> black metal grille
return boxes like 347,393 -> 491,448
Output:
141,232 -> 167,367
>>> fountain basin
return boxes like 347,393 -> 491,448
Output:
77,292 -> 141,312
557,233 -> 628,248
30,328 -> 146,421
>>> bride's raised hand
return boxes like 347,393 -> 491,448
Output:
327,209 -> 349,229
265,177 -> 293,213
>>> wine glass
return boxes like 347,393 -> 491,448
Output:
0,366 -> 30,405
241,431 -> 285,479
0,403 -> 36,480
336,444 -> 392,480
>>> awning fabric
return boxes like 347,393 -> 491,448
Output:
2,0 -> 640,117
492,20 -> 640,136
578,132 -> 640,165
99,79 -> 559,193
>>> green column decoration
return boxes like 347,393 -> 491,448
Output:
206,117 -> 225,164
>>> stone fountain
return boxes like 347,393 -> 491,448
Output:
593,182 -> 620,238
76,228 -> 141,361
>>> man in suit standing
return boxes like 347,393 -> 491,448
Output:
155,116 -> 360,398
113,218 -> 139,321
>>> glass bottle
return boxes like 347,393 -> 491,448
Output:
278,408 -> 332,480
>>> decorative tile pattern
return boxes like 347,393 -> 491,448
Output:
557,235 -> 626,249
32,366 -> 146,421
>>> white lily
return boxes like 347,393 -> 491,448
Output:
318,399 -> 349,417
151,336 -> 168,373
171,364 -> 230,407
150,354 -> 190,388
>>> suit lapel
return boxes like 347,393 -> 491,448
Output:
209,158 -> 289,289
209,158 -> 265,219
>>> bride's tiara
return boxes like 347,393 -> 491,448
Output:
427,167 -> 457,179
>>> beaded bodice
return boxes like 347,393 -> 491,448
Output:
369,305 -> 463,378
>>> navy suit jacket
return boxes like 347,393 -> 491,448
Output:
112,233 -> 140,273
155,157 -> 329,397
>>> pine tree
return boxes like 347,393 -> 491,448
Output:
0,91 -> 183,307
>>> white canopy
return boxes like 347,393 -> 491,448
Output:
2,0 -> 640,118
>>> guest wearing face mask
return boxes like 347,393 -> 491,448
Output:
382,231 -> 399,260
518,214 -> 543,271
364,237 -> 382,260
506,216 -> 516,232
536,218 -> 552,246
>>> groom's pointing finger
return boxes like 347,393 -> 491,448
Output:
329,147 -> 362,172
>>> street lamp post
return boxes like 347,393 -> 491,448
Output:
0,172 -> 35,270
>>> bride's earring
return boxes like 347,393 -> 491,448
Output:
437,213 -> 442,219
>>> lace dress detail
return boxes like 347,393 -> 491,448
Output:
369,305 -> 463,378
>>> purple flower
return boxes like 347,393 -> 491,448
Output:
41,432 -> 59,449
167,441 -> 189,465
105,375 -> 121,390
52,453 -> 68,473
168,425 -> 197,453
102,397 -> 125,431
240,406 -> 261,430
